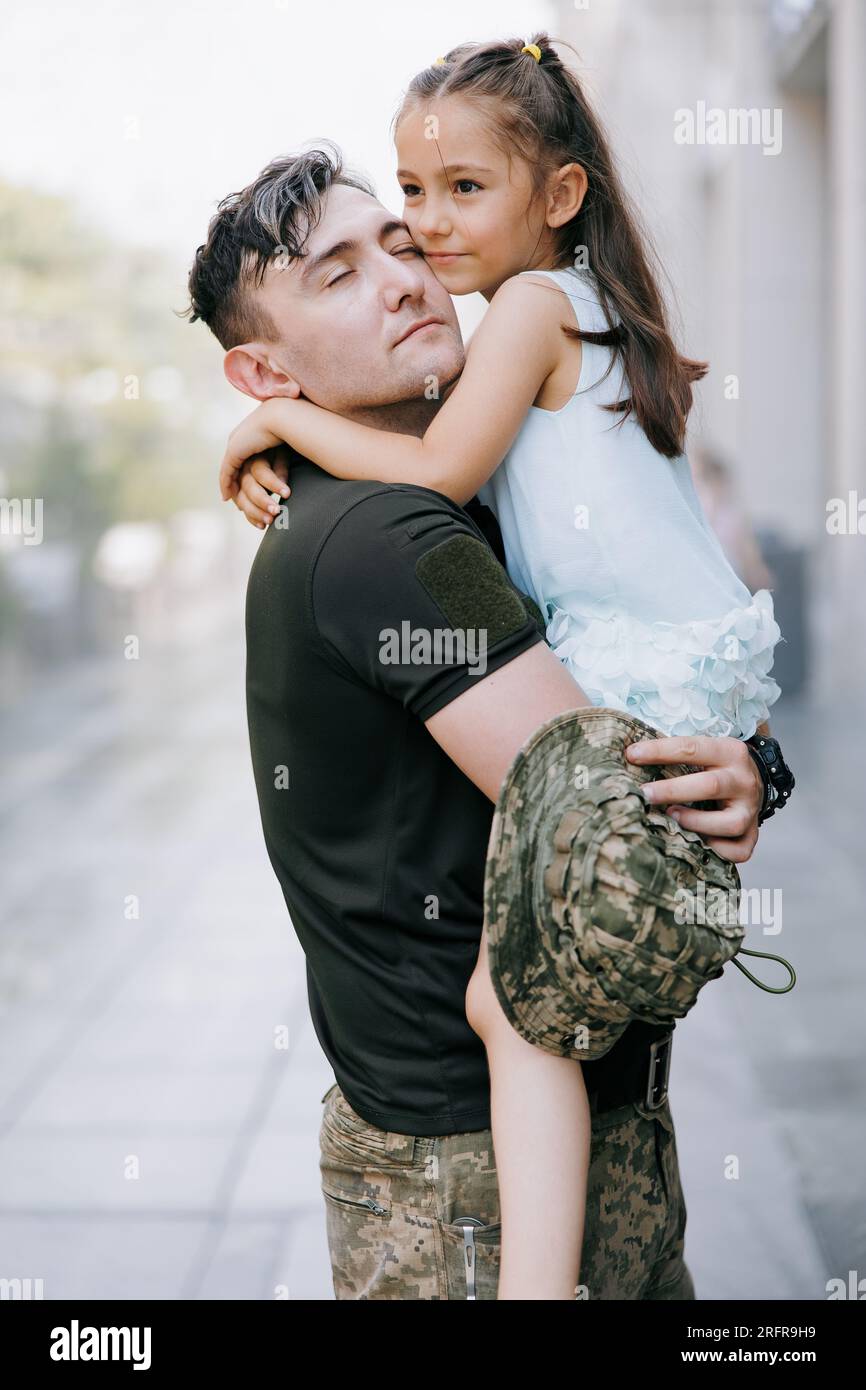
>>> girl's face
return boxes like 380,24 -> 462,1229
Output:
395,96 -> 555,301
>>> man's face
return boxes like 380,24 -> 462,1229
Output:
247,184 -> 465,413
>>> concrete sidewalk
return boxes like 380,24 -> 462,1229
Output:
0,632 -> 861,1300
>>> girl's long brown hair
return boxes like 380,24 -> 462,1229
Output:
393,33 -> 707,459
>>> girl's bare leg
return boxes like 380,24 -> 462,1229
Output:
465,922 -> 591,1301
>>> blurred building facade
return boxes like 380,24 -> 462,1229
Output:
555,0 -> 865,709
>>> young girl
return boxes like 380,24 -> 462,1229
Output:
220,34 -> 781,1298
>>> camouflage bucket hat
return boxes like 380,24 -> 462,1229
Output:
483,706 -> 796,1062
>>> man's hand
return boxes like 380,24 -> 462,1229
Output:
425,645 -> 763,865
625,734 -> 763,864
231,447 -> 293,529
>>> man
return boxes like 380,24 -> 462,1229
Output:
187,146 -> 766,1300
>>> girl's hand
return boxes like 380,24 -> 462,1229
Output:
233,447 -> 292,529
219,399 -> 289,501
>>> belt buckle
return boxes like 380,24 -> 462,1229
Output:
645,1032 -> 673,1111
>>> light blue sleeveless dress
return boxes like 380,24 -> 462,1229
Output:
476,265 -> 781,739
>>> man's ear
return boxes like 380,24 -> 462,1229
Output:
223,344 -> 302,402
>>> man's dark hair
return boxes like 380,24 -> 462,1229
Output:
185,142 -> 376,349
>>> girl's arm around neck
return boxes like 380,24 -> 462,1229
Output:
246,276 -> 566,506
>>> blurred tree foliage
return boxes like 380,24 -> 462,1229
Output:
0,178 -> 227,545
0,179 -> 231,643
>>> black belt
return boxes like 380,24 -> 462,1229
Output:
581,1020 -> 674,1114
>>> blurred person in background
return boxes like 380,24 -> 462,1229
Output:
690,444 -> 775,593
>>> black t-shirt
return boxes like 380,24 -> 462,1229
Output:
245,459 -> 544,1135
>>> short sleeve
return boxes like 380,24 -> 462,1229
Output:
311,488 -> 545,721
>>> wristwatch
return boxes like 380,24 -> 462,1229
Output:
744,733 -> 796,824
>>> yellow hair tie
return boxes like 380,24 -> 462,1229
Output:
521,43 -> 542,62
432,56 -> 446,66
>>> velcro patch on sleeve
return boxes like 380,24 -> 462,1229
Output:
414,534 -> 532,646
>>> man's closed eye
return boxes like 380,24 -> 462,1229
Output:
326,244 -> 424,288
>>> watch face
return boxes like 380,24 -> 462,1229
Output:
751,737 -> 794,809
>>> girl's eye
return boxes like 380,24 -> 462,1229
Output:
326,269 -> 353,287
401,180 -> 481,198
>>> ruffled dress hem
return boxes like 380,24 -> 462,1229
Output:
546,587 -> 782,739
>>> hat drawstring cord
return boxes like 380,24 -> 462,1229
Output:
731,947 -> 797,994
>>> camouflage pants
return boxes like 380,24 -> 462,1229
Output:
319,1082 -> 695,1300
